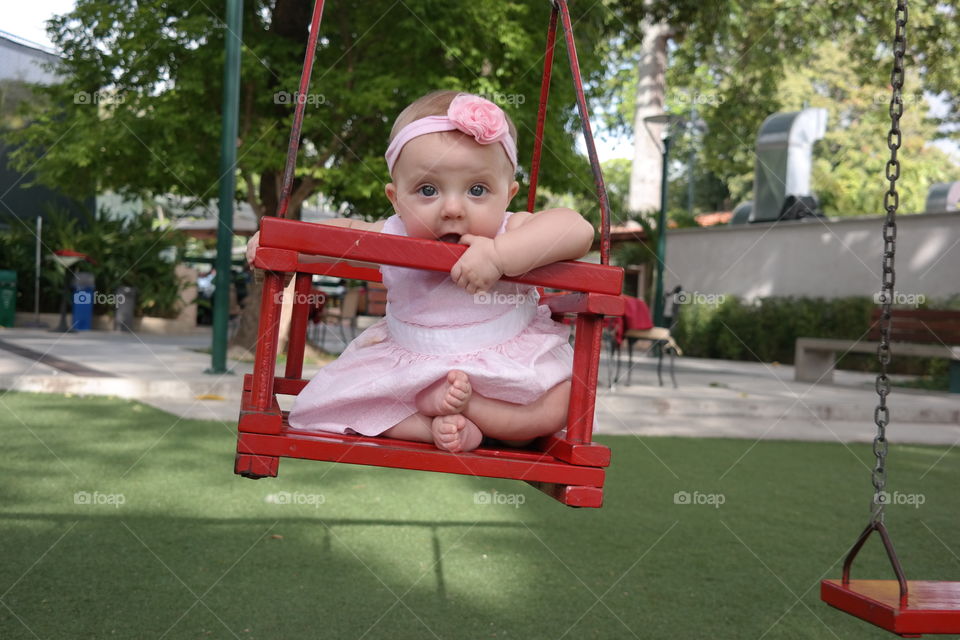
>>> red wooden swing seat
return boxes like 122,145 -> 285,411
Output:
820,520 -> 960,637
235,0 -> 625,507
236,219 -> 624,508
822,580 -> 960,637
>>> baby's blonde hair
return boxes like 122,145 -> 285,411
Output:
389,90 -> 519,147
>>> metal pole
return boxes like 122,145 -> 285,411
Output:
209,0 -> 243,374
687,104 -> 696,215
33,217 -> 41,321
653,134 -> 671,327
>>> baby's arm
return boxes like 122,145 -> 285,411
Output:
495,208 -> 595,276
452,208 -> 594,292
246,218 -> 386,267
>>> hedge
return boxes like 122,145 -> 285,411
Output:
672,296 -> 955,378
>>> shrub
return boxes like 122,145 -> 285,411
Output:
0,208 -> 187,318
672,295 -> 950,377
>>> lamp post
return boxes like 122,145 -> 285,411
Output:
643,114 -> 684,327
209,0 -> 243,374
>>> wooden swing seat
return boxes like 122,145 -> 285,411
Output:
821,579 -> 960,637
236,217 -> 624,508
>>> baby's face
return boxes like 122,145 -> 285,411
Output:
385,131 -> 519,243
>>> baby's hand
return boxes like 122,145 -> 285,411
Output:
245,231 -> 260,267
451,234 -> 505,294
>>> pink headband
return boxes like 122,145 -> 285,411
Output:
385,93 -> 518,175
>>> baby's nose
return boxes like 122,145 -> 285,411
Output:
441,197 -> 465,218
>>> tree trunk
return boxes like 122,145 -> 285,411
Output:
228,168 -> 306,357
227,0 -> 321,358
628,21 -> 670,215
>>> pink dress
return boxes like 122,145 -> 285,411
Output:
288,212 -> 574,436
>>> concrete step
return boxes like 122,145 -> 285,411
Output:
596,387 -> 960,424
593,412 -> 960,446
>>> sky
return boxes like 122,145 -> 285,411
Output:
2,0 -> 76,51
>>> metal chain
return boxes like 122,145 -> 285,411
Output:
872,0 -> 908,523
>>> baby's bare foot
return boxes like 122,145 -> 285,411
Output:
416,370 -> 472,416
431,414 -> 483,453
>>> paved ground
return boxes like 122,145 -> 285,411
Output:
1,324 -> 958,446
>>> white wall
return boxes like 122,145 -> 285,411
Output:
0,34 -> 60,85
663,212 -> 960,302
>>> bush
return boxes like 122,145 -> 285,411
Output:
0,208 -> 187,318
672,295 -> 951,377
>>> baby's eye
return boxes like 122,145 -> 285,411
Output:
469,185 -> 487,197
418,185 -> 437,197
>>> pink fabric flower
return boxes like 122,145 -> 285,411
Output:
448,94 -> 509,145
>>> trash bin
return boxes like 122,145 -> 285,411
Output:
71,271 -> 96,331
115,286 -> 137,332
0,270 -> 16,327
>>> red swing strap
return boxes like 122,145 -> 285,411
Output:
531,1 -> 614,444
276,0 -> 326,219
248,0 -> 326,411
528,0 -> 612,266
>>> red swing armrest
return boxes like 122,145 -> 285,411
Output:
541,292 -> 624,316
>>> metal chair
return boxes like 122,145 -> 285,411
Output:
605,288 -> 683,388
318,287 -> 360,345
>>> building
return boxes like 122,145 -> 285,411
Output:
0,30 -> 92,229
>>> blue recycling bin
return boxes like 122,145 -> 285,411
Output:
71,272 -> 95,331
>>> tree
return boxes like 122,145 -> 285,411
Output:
6,0 -> 625,352
779,39 -> 960,216
602,0 -> 960,211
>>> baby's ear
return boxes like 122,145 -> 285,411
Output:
385,183 -> 398,209
508,180 -> 520,200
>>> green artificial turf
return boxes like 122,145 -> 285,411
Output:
1,391 -> 958,639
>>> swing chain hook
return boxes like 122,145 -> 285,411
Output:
872,0 -> 908,524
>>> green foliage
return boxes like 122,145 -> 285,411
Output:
602,1 -> 960,212
675,295 -> 872,363
0,214 -> 62,314
779,40 -> 960,216
674,295 -> 953,379
600,157 -> 632,225
0,209 -> 187,317
4,0 -> 627,226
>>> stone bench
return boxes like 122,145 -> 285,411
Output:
795,309 -> 960,393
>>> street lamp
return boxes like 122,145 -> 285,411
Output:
643,113 -> 685,327
209,0 -> 244,374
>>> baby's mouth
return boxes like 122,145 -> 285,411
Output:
437,233 -> 462,244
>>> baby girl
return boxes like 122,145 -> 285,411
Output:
247,90 -> 595,453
